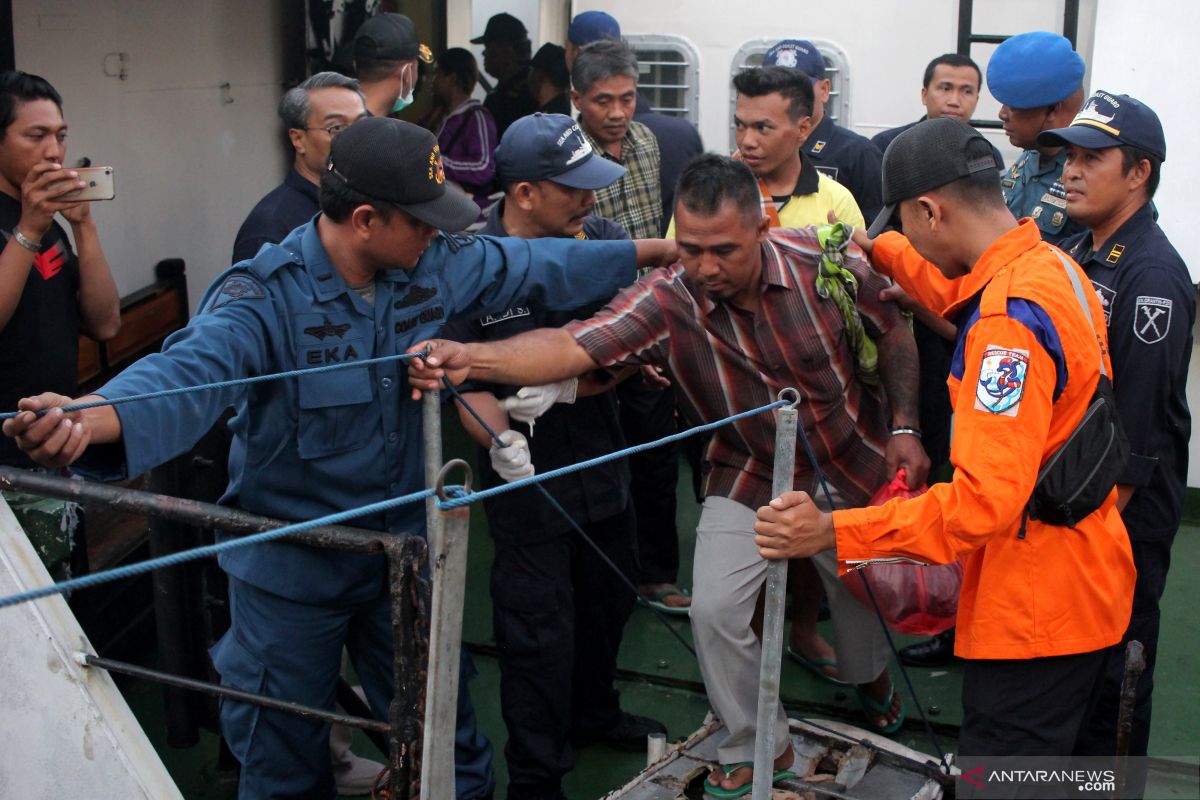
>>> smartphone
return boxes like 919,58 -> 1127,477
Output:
62,166 -> 115,201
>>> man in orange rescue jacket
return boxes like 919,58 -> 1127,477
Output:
753,118 -> 1135,757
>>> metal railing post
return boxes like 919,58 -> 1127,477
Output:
387,535 -> 428,800
420,459 -> 472,800
753,389 -> 799,798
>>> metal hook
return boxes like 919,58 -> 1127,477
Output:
435,458 -> 472,502
776,387 -> 801,409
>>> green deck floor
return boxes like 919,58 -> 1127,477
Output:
116,412 -> 1200,798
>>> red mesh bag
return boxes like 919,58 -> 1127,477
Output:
838,469 -> 962,636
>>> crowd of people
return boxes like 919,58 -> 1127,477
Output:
0,8 -> 1192,800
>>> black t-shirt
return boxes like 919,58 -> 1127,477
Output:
0,192 -> 81,466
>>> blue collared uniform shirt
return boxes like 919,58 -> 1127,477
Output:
1002,148 -> 1086,246
80,220 -> 637,603
1061,204 -> 1195,539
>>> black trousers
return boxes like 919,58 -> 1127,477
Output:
959,648 -> 1111,758
1075,536 -> 1174,796
617,380 -> 680,585
489,504 -> 638,798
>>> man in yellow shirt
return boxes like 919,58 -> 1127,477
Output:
668,66 -> 862,236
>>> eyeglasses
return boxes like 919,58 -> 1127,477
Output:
303,122 -> 352,137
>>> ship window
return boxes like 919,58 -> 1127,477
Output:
625,34 -> 701,127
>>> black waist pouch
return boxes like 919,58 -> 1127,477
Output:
1026,249 -> 1131,529
1029,373 -> 1130,527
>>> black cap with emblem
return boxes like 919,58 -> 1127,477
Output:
325,116 -> 479,232
353,13 -> 432,64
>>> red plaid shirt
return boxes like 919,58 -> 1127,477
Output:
567,228 -> 901,509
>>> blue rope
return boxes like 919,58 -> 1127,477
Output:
0,350 -> 429,421
436,398 -> 787,509
0,487 -> 434,611
441,378 -> 701,657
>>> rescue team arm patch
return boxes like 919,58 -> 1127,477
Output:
1134,296 -> 1172,344
975,345 -> 1030,416
210,275 -> 266,310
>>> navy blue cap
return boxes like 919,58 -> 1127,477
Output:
986,31 -> 1085,108
1038,91 -> 1166,161
494,113 -> 627,189
762,39 -> 826,81
568,11 -> 621,46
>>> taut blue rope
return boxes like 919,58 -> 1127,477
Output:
440,378 -> 706,656
436,398 -> 787,509
0,350 -> 430,421
0,487 -> 434,610
0,395 -> 783,612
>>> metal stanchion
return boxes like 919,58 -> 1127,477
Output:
752,388 -> 800,798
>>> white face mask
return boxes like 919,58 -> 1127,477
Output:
392,64 -> 415,113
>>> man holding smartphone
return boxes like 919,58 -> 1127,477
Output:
0,70 -> 120,470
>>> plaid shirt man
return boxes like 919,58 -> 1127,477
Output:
566,227 -> 901,509
584,120 -> 663,242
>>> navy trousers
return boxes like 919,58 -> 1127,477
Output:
211,576 -> 493,799
490,504 -> 638,798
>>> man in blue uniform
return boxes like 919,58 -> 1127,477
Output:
232,71 -> 367,264
763,39 -> 884,223
449,112 -> 666,800
3,117 -> 673,800
987,31 -> 1087,246
1040,93 -> 1194,791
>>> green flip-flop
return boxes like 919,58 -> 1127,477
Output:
854,680 -> 907,735
640,586 -> 691,617
785,646 -> 848,686
704,761 -> 797,799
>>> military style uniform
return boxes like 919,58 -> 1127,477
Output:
78,221 -> 639,799
804,113 -> 885,223
1063,203 -> 1196,760
1001,148 -> 1085,246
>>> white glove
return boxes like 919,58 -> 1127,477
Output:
489,430 -> 534,483
499,378 -> 578,426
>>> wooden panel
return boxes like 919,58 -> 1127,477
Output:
77,338 -> 102,384
105,290 -> 184,364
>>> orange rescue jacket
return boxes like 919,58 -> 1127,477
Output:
833,221 -> 1135,660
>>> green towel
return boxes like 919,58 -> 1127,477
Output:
814,223 -> 880,386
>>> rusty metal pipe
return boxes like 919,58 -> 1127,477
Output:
81,654 -> 390,733
0,467 -> 386,553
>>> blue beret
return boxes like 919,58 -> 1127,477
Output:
986,31 -> 1085,109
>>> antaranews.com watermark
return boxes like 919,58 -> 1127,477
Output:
955,755 -> 1199,799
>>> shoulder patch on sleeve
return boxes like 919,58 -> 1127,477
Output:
975,345 -> 1029,416
1133,296 -> 1172,344
210,274 -> 266,310
441,232 -> 477,253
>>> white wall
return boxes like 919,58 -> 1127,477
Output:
1089,1 -> 1200,487
570,0 -> 1094,163
12,0 -> 290,309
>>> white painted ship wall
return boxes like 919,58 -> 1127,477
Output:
11,0 -> 291,310
0,496 -> 182,798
